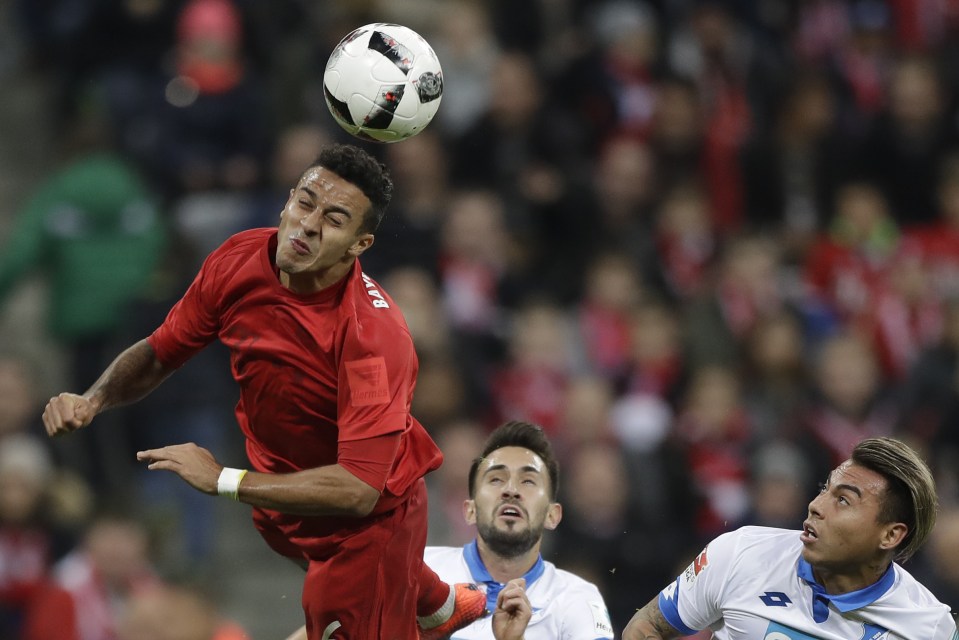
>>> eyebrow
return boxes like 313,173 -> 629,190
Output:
483,463 -> 543,476
833,483 -> 863,498
297,186 -> 353,218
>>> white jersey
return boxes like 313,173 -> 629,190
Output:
425,541 -> 615,640
658,526 -> 958,640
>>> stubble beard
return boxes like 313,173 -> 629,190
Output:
477,519 -> 541,559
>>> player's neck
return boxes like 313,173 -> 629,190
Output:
477,540 -> 542,584
812,559 -> 891,595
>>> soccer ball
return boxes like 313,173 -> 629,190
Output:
323,23 -> 444,143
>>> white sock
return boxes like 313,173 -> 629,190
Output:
416,584 -> 455,629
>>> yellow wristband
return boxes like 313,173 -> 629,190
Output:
217,467 -> 248,500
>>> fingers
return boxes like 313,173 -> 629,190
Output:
495,578 -> 529,614
42,393 -> 94,437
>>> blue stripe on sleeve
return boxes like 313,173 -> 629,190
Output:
658,579 -> 699,636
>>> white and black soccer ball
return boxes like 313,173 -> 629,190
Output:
323,23 -> 444,143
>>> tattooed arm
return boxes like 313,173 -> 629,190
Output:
43,339 -> 175,436
623,596 -> 684,640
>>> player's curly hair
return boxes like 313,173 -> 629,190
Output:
468,421 -> 560,501
852,437 -> 938,562
309,144 -> 393,232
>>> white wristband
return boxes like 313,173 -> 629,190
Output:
217,467 -> 248,500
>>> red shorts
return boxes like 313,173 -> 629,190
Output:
253,479 -> 428,640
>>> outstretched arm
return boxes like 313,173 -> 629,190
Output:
42,339 -> 174,436
622,596 -> 683,640
136,442 -> 382,517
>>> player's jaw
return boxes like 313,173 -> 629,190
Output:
476,500 -> 548,557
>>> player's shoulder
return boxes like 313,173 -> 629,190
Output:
424,545 -> 463,564
342,267 -> 412,336
221,227 -> 274,252
890,563 -> 954,609
208,227 -> 273,264
540,559 -> 607,600
726,525 -> 800,545
423,546 -> 470,584
703,526 -> 801,571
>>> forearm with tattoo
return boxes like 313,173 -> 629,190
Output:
86,339 -> 175,412
623,596 -> 683,640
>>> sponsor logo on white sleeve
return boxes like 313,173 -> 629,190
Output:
588,601 -> 614,637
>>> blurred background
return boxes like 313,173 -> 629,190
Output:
1,0 -> 959,637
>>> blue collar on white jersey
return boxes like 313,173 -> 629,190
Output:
797,557 -> 896,622
464,540 -> 546,613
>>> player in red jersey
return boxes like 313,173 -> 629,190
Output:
41,144 -> 486,639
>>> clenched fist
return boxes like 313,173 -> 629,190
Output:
42,393 -> 99,437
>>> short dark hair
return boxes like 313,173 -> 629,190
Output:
468,421 -> 560,501
851,437 -> 938,562
309,144 -> 393,233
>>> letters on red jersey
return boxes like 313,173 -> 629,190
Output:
346,357 -> 390,407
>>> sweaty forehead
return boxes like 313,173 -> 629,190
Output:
481,446 -> 546,474
831,460 -> 888,497
298,166 -> 337,191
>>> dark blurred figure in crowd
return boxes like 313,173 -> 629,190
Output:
797,331 -> 899,483
740,69 -> 853,247
858,54 -> 959,225
740,310 -> 809,443
105,0 -> 272,203
0,113 -> 167,492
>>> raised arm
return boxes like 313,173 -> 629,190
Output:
622,596 -> 683,640
42,339 -> 175,436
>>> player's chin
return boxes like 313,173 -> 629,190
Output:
799,545 -> 823,564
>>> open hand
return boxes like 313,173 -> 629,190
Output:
136,443 -> 222,495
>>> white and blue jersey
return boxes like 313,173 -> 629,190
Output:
425,541 -> 615,640
657,526 -> 958,639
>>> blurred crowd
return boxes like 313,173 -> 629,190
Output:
2,0 -> 959,635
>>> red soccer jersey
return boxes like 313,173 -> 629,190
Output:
148,228 -> 442,536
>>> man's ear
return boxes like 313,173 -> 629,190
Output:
463,499 -> 477,526
544,502 -> 562,531
349,233 -> 374,257
879,521 -> 908,553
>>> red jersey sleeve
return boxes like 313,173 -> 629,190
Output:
147,242 -> 226,368
335,318 -> 418,443
338,431 -> 402,492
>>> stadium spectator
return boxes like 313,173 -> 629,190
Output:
0,131 -> 167,493
53,513 -> 160,640
116,583 -> 249,640
798,331 -> 898,481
